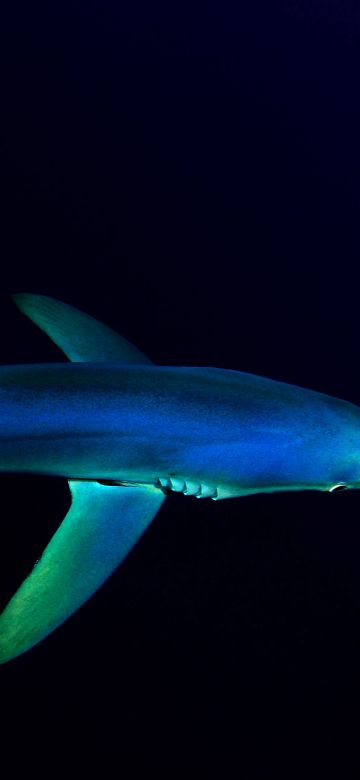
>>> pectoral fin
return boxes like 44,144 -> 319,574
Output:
13,293 -> 153,364
0,481 -> 165,663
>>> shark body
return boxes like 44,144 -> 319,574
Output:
0,294 -> 360,663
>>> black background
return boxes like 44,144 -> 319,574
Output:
1,1 -> 360,775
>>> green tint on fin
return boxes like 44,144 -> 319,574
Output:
13,293 -> 153,364
0,481 -> 165,663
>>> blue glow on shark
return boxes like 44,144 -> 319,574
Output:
0,293 -> 359,663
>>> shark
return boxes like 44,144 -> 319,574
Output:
0,293 -> 359,664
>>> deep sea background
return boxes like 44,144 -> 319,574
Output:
1,1 -> 360,775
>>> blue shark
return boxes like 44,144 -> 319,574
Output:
0,293 -> 359,663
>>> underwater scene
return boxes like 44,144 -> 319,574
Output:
1,1 -> 360,775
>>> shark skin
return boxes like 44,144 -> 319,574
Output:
1,294 -> 360,663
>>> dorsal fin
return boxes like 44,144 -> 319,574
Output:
13,293 -> 153,364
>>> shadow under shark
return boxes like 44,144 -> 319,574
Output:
0,294 -> 359,663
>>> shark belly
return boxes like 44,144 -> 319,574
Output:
0,363 -> 202,483
0,362 -> 360,496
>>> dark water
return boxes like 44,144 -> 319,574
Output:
1,1 -> 360,774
